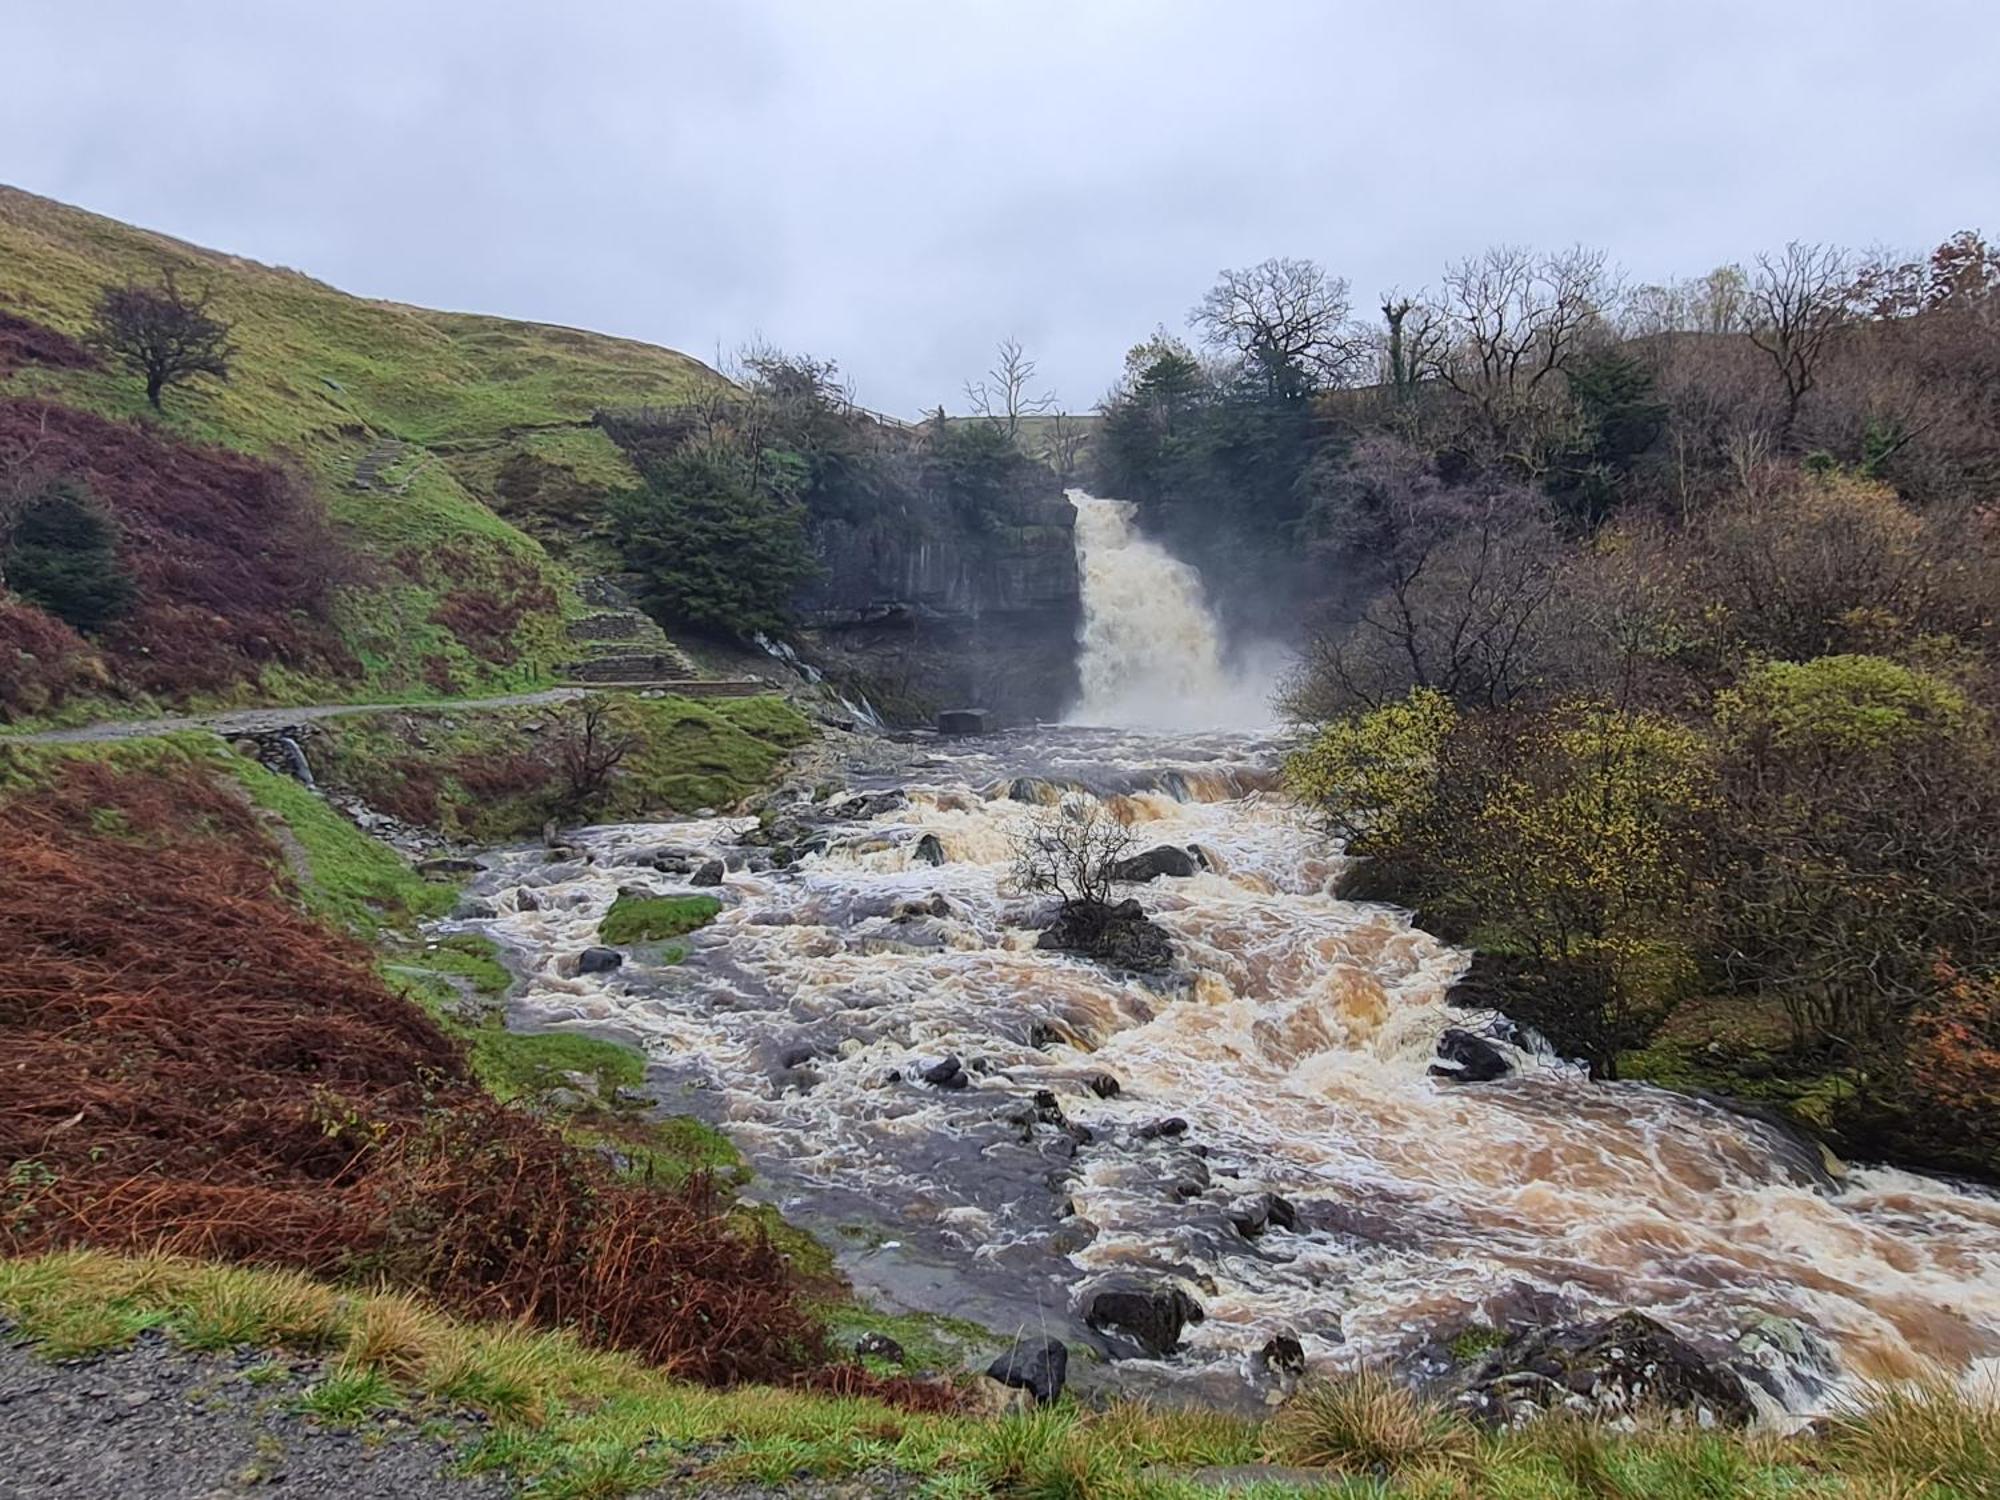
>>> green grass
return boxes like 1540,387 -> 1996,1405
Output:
227,754 -> 457,934
406,932 -> 513,996
599,893 -> 719,946
469,1029 -> 648,1105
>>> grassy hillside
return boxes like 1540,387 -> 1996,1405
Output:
0,185 -> 721,721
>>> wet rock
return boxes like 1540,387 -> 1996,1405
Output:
1051,1218 -> 1099,1254
1429,1027 -> 1510,1083
1108,845 -> 1200,883
917,1055 -> 969,1089
1030,1019 -> 1085,1051
913,832 -> 946,867
514,888 -> 542,912
417,856 -> 483,877
1258,1334 -> 1307,1377
453,896 -> 498,920
854,1332 -> 906,1363
986,1335 -> 1067,1404
690,859 -> 726,887
832,789 -> 910,820
1227,1193 -> 1299,1239
893,893 -> 954,921
576,946 -> 624,976
937,708 -> 990,736
1083,1277 -> 1205,1358
1087,1072 -> 1122,1099
1136,1117 -> 1188,1140
966,1373 -> 1034,1417
1037,898 -> 1174,974
1454,1311 -> 1755,1428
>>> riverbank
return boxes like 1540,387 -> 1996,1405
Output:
7,1252 -> 1997,1499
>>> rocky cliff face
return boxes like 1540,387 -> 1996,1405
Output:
796,491 -> 1081,726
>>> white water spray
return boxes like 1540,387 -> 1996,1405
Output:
1065,490 -> 1285,731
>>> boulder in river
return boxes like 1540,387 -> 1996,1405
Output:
1227,1192 -> 1299,1239
1429,1027 -> 1510,1083
575,946 -> 624,976
689,858 -> 726,887
913,832 -> 946,867
1037,898 -> 1173,974
937,708 -> 990,736
1136,1116 -> 1188,1140
1083,1276 -> 1205,1358
986,1334 -> 1068,1404
1454,1311 -> 1755,1427
1258,1334 -> 1307,1378
917,1054 -> 969,1089
1108,845 -> 1200,883
833,789 -> 910,820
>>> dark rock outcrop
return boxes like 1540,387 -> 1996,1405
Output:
986,1335 -> 1068,1405
1108,845 -> 1200,883
1136,1117 -> 1188,1141
1454,1311 -> 1755,1427
1430,1027 -> 1511,1083
913,833 -> 946,867
689,858 -> 725,887
795,486 -> 1081,727
1037,898 -> 1173,974
1083,1277 -> 1205,1358
937,708 -> 989,735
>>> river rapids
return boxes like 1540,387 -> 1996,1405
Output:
452,493 -> 2000,1418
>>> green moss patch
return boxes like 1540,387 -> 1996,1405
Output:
599,893 -> 719,945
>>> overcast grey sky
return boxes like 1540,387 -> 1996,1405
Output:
8,1 -> 1998,415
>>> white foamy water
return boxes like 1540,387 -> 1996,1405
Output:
1065,491 -> 1286,732
460,728 -> 2000,1416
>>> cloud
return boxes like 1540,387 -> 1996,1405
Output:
8,0 -> 1998,414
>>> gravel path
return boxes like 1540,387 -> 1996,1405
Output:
0,1332 -> 924,1499
0,1332 -> 510,1500
4,690 -> 588,746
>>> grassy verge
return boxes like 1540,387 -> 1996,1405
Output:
308,693 -> 815,841
6,1252 -> 1993,1500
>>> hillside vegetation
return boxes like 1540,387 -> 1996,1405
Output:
0,185 -> 716,721
1097,239 -> 2000,1179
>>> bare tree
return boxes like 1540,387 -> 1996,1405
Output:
965,337 -> 1056,439
553,699 -> 637,818
1420,245 -> 1613,463
1039,411 -> 1088,478
1012,797 -> 1134,908
1741,242 -> 1857,440
1192,256 -> 1366,387
91,271 -> 236,410
1378,292 -> 1448,400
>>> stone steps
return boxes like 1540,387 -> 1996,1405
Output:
351,438 -> 408,490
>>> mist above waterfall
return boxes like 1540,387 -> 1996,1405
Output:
1064,491 -> 1289,732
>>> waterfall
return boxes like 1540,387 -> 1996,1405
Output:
1065,489 -> 1283,731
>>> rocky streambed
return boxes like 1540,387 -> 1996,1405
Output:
443,725 -> 2000,1422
